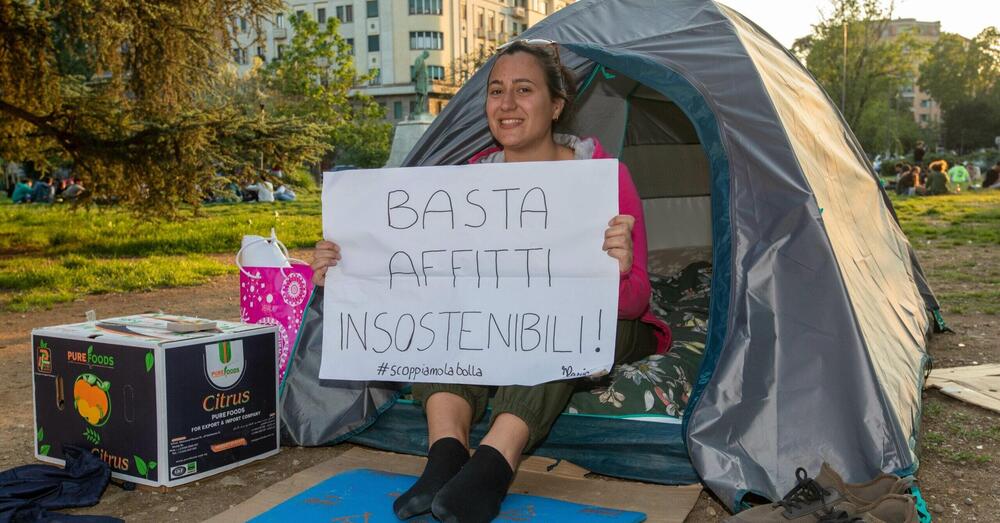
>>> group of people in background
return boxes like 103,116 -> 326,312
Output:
893,158 -> 1000,196
8,176 -> 85,204
243,174 -> 298,203
6,164 -> 301,206
203,166 -> 298,204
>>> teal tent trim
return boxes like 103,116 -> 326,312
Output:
576,63 -> 613,96
619,83 -> 640,155
561,44 -> 732,449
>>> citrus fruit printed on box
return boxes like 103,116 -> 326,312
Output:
74,374 -> 111,427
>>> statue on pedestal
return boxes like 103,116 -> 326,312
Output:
386,51 -> 436,167
411,50 -> 431,118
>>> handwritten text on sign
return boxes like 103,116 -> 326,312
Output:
319,160 -> 620,385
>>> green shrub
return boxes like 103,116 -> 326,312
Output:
281,168 -> 318,193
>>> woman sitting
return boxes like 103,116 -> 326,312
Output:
311,41 -> 671,523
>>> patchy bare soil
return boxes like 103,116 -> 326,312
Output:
0,243 -> 996,521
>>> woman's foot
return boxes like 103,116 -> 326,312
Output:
431,445 -> 514,523
393,437 -> 469,519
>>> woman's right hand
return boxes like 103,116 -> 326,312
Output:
311,240 -> 341,286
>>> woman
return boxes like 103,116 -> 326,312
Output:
911,166 -> 925,195
926,162 -> 951,195
312,41 -> 671,523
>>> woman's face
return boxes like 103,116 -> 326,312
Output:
486,52 -> 564,152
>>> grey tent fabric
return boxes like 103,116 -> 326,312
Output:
396,0 -> 936,511
280,287 -> 404,446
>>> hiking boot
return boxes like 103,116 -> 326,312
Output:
856,494 -> 919,523
813,463 -> 914,507
723,465 -> 913,522
802,496 -> 919,523
815,464 -> 929,523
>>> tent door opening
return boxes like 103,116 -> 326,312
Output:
571,66 -> 714,273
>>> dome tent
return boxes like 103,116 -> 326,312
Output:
401,0 -> 938,509
279,0 -> 939,512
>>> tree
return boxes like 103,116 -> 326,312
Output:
0,0 -> 330,214
854,93 -> 922,156
919,28 -> 1000,112
448,45 -> 495,85
259,13 -> 391,168
792,0 -> 922,155
936,97 -> 1000,152
919,27 -> 1000,151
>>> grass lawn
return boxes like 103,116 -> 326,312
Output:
1,189 -> 998,313
890,191 -> 1000,316
891,191 -> 1000,247
0,195 -> 323,311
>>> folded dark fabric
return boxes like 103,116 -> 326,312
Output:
0,445 -> 121,523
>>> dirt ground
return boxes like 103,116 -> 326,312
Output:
1,245 -> 996,522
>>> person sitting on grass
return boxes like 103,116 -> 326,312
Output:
926,162 -> 951,196
225,180 -> 243,201
11,177 -> 32,204
895,164 -> 913,195
911,166 -> 926,195
982,162 -> 1000,190
274,184 -> 297,202
310,40 -> 672,523
246,174 -> 275,203
61,179 -> 85,202
947,162 -> 971,192
31,176 -> 55,204
892,162 -> 910,183
966,162 -> 981,185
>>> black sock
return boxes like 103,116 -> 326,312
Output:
431,445 -> 514,523
393,437 -> 469,519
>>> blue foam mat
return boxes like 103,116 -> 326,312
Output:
251,468 -> 647,522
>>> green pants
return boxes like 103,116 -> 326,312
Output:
412,318 -> 657,450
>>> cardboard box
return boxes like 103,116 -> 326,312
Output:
32,313 -> 279,487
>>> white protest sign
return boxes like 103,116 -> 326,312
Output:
319,159 -> 620,386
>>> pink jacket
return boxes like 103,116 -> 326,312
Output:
469,136 -> 672,354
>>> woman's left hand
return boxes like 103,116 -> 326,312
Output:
603,214 -> 635,274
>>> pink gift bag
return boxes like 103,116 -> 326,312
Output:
237,232 -> 314,382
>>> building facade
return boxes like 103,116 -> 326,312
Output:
234,0 -> 572,123
881,18 -> 944,128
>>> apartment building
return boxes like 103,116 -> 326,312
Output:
881,18 -> 945,128
233,0 -> 573,123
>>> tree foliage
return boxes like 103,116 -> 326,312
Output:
0,0 -> 331,214
792,0 -> 923,155
258,13 -> 391,168
448,45 -> 495,85
919,28 -> 1000,111
919,27 -> 1000,151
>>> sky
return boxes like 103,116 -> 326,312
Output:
717,0 -> 997,48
